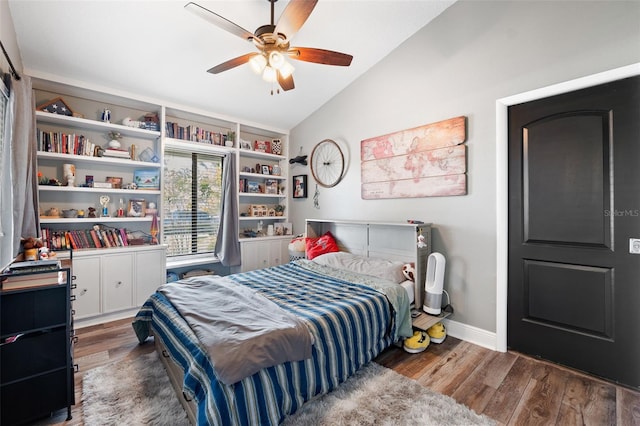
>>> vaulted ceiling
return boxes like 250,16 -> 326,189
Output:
8,1 -> 454,130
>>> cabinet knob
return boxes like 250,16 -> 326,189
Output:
80,288 -> 87,295
116,281 -> 123,287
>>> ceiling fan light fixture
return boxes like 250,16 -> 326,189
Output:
249,54 -> 267,74
268,51 -> 286,69
279,61 -> 295,79
262,65 -> 277,83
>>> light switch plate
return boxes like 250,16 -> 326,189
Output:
630,238 -> 640,254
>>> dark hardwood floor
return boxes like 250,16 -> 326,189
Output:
32,317 -> 640,425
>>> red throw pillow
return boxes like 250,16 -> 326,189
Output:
305,232 -> 339,260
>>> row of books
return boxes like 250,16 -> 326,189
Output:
41,227 -> 133,250
37,129 -> 96,156
165,122 -> 229,145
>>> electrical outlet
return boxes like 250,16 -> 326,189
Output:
630,238 -> 640,254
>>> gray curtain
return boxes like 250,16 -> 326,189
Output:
11,75 -> 38,255
0,74 -> 13,266
215,152 -> 241,266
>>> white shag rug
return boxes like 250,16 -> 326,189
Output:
83,351 -> 495,425
282,361 -> 495,426
82,351 -> 190,425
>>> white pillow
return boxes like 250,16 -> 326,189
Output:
312,252 -> 406,284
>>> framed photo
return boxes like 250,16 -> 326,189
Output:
283,222 -> 292,235
293,175 -> 307,198
133,169 -> 160,190
261,165 -> 270,175
274,223 -> 284,236
265,179 -> 278,194
247,181 -> 260,193
128,199 -> 146,217
240,140 -> 252,150
106,176 -> 123,189
254,140 -> 271,153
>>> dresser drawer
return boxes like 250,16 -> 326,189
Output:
1,287 -> 68,335
1,329 -> 67,383
1,368 -> 69,425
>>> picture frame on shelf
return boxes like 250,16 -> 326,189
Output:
128,199 -> 146,217
274,223 -> 284,236
265,179 -> 278,194
37,97 -> 73,116
254,140 -> 271,153
106,176 -> 123,189
247,181 -> 260,193
133,169 -> 160,190
261,165 -> 270,175
283,222 -> 292,235
240,140 -> 252,150
293,175 -> 307,198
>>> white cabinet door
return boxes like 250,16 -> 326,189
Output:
240,238 -> 289,272
102,254 -> 133,313
72,256 -> 101,319
135,248 -> 166,306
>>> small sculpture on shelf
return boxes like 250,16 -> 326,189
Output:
274,204 -> 285,216
87,207 -> 97,218
107,131 -> 123,149
63,163 -> 75,186
99,195 -> 110,218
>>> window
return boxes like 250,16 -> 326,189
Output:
162,149 -> 223,258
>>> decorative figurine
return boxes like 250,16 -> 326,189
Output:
101,108 -> 111,123
99,195 -> 110,217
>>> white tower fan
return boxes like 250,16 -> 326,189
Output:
423,252 -> 445,315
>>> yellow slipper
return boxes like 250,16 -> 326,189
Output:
427,322 -> 446,344
403,330 -> 430,353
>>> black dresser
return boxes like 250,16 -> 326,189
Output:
0,261 -> 75,425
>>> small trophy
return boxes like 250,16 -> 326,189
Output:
99,195 -> 110,217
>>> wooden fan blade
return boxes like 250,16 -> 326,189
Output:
288,47 -> 353,66
207,53 -> 258,74
185,2 -> 256,43
274,0 -> 318,41
277,71 -> 295,91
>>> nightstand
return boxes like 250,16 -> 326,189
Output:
411,310 -> 451,331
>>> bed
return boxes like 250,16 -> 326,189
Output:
133,220 -> 431,425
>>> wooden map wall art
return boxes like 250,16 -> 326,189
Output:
360,116 -> 467,199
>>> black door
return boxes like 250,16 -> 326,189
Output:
508,76 -> 640,389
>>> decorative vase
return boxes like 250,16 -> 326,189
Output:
108,139 -> 121,149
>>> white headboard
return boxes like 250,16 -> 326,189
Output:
305,219 -> 432,307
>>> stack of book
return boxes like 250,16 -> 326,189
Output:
1,259 -> 64,291
102,148 -> 131,159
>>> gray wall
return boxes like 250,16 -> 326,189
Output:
289,1 -> 640,334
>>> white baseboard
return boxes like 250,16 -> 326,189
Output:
443,318 -> 501,352
75,308 -> 138,329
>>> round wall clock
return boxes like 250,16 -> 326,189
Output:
310,139 -> 345,188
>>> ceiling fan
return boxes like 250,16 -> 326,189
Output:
185,0 -> 353,93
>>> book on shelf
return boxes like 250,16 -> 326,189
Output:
102,148 -> 131,159
6,259 -> 60,273
1,270 -> 65,290
41,227 -> 132,249
37,129 -> 95,156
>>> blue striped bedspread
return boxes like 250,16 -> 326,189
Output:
133,261 -> 403,425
